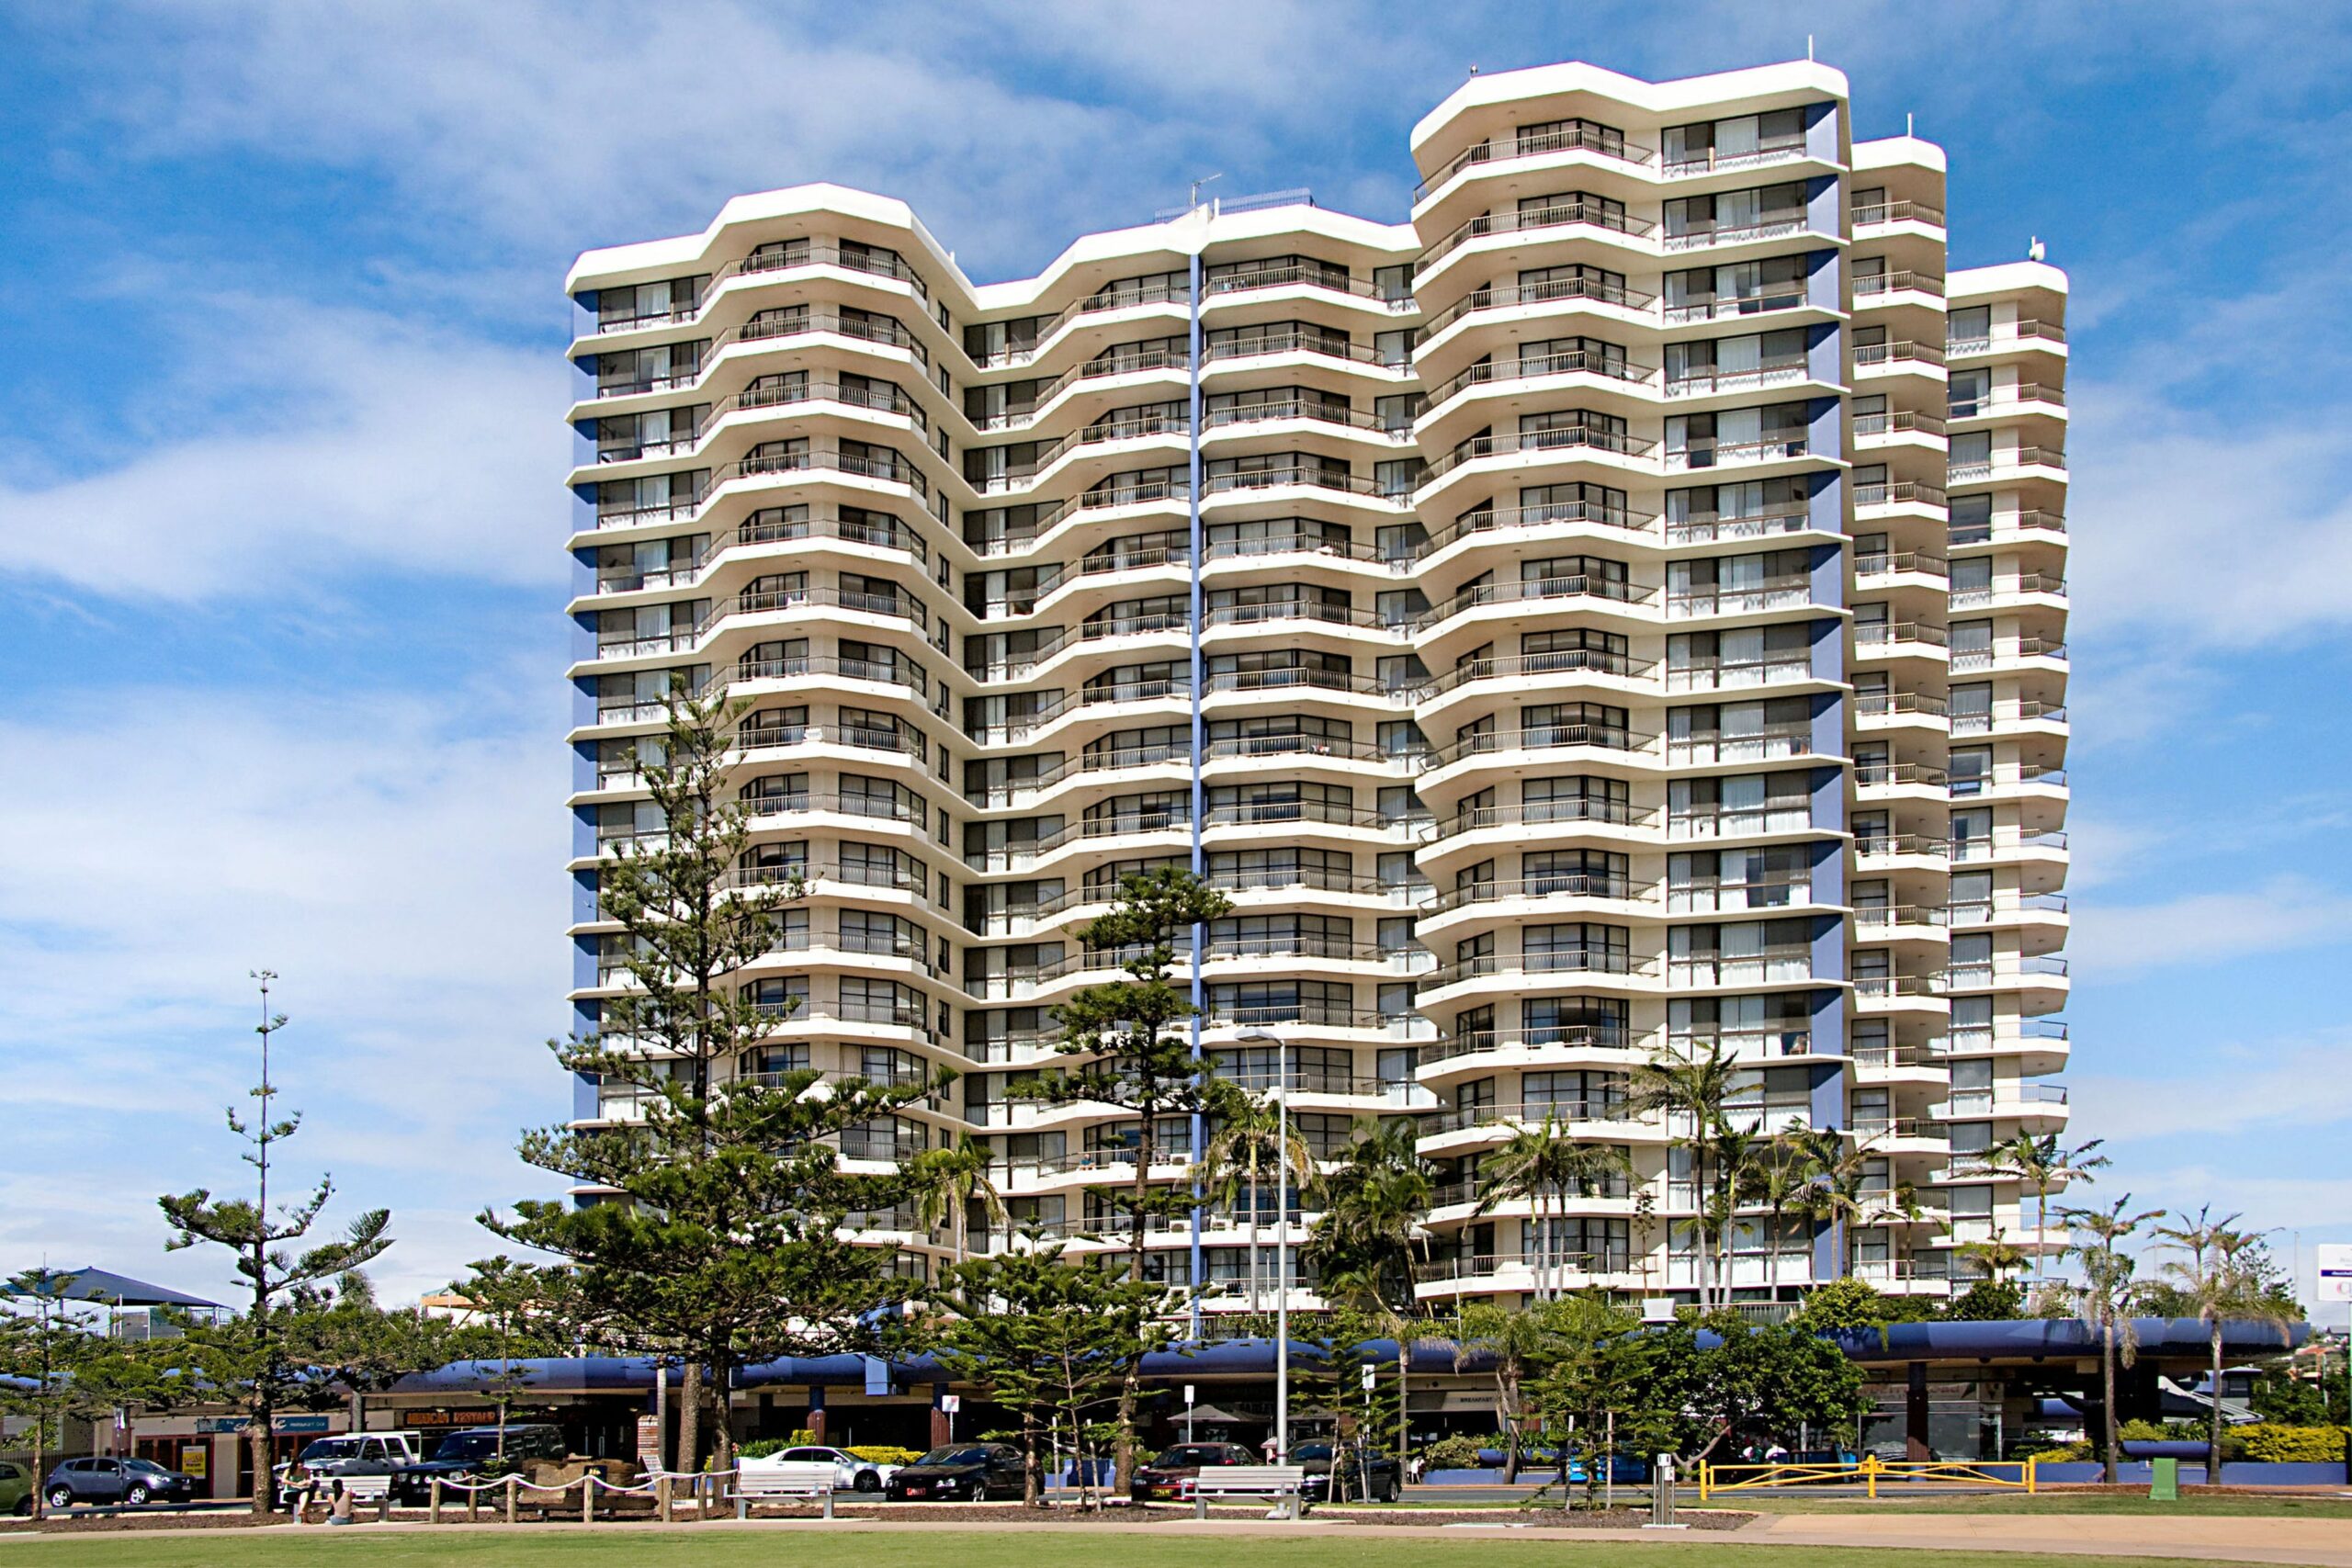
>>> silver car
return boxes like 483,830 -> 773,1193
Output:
746,1444 -> 899,1493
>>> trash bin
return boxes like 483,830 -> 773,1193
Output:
2148,1456 -> 2177,1501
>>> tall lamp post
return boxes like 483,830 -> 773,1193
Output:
1238,1028 -> 1290,1461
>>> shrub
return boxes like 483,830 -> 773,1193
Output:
1943,1281 -> 2025,1322
2116,1419 -> 2172,1442
2237,1425 -> 2351,1463
846,1444 -> 922,1465
1420,1435 -> 1487,1471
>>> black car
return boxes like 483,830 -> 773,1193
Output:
390,1425 -> 567,1505
1292,1439 -> 1401,1503
1131,1441 -> 1253,1500
43,1456 -> 198,1508
884,1442 -> 1025,1501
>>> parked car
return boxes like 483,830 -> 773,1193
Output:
42,1456 -> 198,1508
389,1425 -> 567,1506
282,1431 -> 426,1485
743,1444 -> 900,1493
1131,1441 -> 1254,1500
0,1459 -> 32,1517
884,1442 -> 1026,1501
1292,1439 -> 1400,1503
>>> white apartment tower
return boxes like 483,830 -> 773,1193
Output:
565,59 -> 2072,1311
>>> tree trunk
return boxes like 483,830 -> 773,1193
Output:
2099,1317 -> 2119,1485
678,1361 -> 704,1477
2208,1321 -> 2225,1488
1023,1410 -> 1042,1506
248,1406 -> 274,1516
1499,1368 -> 1520,1483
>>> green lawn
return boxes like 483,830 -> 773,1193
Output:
0,1529 -> 2298,1568
1715,1492 -> 2352,1517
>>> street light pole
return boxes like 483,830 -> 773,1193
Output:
1238,1028 -> 1290,1461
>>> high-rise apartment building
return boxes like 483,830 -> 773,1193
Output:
564,59 -> 2071,1312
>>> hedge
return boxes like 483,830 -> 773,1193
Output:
2237,1425 -> 2350,1463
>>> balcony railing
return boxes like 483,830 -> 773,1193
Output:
1853,199 -> 1947,229
1413,125 -> 1657,203
1421,274 -> 1658,337
1420,200 -> 1658,268
1425,723 -> 1648,768
1417,572 -> 1655,631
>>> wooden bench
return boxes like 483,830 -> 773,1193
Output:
735,1461 -> 842,1519
1191,1463 -> 1307,1519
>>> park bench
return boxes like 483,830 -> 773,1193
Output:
736,1460 -> 842,1519
1190,1463 -> 1306,1519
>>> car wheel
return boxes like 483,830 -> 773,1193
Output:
1382,1476 -> 1401,1503
854,1469 -> 881,1493
126,1483 -> 151,1506
46,1487 -> 74,1509
13,1495 -> 33,1517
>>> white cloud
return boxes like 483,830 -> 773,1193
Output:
2065,382 -> 2352,651
2070,876 -> 2352,976
0,682 -> 573,1300
0,301 -> 559,602
2070,1034 -> 2352,1145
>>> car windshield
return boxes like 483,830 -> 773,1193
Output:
125,1459 -> 171,1474
430,1434 -> 503,1462
1292,1442 -> 1335,1461
297,1441 -> 348,1463
914,1447 -> 993,1467
1155,1447 -> 1227,1465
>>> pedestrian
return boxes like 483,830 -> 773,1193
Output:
1261,1433 -> 1280,1463
1765,1440 -> 1789,1463
327,1481 -> 356,1527
1408,1454 -> 1425,1483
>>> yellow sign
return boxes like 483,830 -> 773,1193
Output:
182,1445 -> 209,1478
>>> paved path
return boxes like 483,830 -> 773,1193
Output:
1743,1513 -> 2352,1567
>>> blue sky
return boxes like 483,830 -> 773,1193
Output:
4,1 -> 2349,1313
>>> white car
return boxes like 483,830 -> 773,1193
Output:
743,1444 -> 899,1493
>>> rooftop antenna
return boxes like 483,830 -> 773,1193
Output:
2029,236 -> 2046,262
1189,173 -> 1223,210
1906,112 -> 1915,137
1807,34 -> 1815,61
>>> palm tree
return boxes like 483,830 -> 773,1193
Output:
1453,1300 -> 1561,1483
1628,1043 -> 1738,1307
2155,1207 -> 2298,1487
1984,1134 -> 2108,1286
1741,1126 -> 1817,1300
907,1134 -> 1006,1268
2064,1195 -> 2162,1483
1305,1117 -> 1432,1307
1788,1126 -> 1877,1292
1955,1226 -> 2031,1287
1471,1115 -> 1632,1303
1706,1117 -> 1763,1304
1193,1079 -> 1315,1313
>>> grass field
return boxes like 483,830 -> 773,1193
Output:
0,1529 -> 2302,1568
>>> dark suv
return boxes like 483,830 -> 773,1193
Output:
43,1457 -> 198,1508
1293,1439 -> 1401,1503
390,1425 -> 567,1505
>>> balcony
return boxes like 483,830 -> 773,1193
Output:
1420,424 -> 1659,486
1429,873 -> 1649,913
1946,319 -> 2067,357
1421,274 -> 1659,337
1852,270 -> 1946,303
1424,722 -> 1650,770
1413,125 -> 1658,204
1852,199 -> 1947,231
1666,576 -> 1814,617
1414,572 -> 1657,632
1419,498 -> 1657,556
1426,349 -> 1659,410
1662,434 -> 1811,472
1415,648 -> 1657,699
1419,199 -> 1657,269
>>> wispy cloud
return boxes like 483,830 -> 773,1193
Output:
2071,1033 -> 2352,1145
2070,877 -> 2352,976
0,300 -> 557,602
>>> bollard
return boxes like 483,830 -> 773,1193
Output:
429,1478 -> 442,1524
1644,1454 -> 1684,1530
379,1488 -> 392,1523
659,1474 -> 673,1524
584,1476 -> 596,1524
467,1482 -> 479,1523
505,1475 -> 518,1525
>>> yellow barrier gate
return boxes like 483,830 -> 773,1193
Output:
1699,1455 -> 2037,1500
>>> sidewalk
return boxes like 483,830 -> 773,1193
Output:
1745,1511 -> 2352,1567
